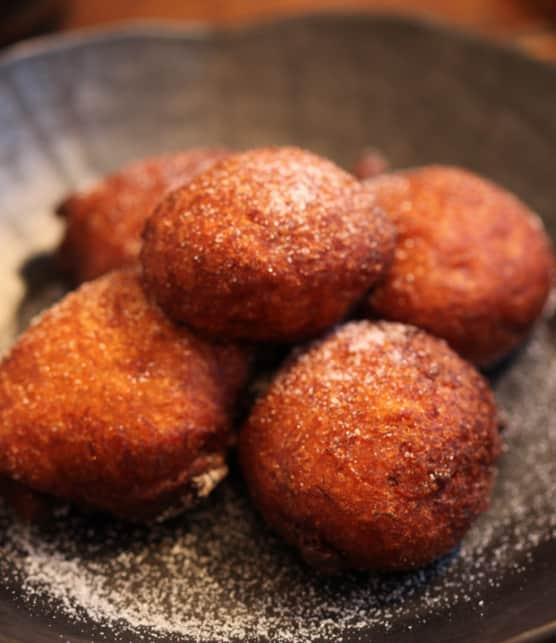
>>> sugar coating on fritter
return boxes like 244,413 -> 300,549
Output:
57,148 -> 230,283
141,147 -> 396,342
364,165 -> 554,367
0,269 -> 250,522
240,321 -> 501,573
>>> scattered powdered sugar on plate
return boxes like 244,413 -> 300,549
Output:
0,276 -> 555,641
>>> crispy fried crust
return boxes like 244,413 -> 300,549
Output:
57,148 -> 230,283
239,321 -> 501,573
0,269 -> 250,521
364,166 -> 554,366
141,147 -> 396,342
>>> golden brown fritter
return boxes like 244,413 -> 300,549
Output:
239,321 -> 501,573
364,166 -> 554,367
0,269 -> 251,522
57,148 -> 230,283
141,147 -> 396,342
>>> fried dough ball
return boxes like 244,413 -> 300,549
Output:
364,166 -> 554,367
141,147 -> 395,343
240,321 -> 501,573
57,148 -> 230,283
0,268 -> 251,522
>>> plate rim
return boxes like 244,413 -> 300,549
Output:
1,10 -> 556,79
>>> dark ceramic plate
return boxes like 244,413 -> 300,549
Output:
0,14 -> 556,643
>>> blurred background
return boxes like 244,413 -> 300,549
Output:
1,0 -> 555,62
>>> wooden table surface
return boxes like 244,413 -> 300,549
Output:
58,0 -> 556,62
4,0 -> 556,62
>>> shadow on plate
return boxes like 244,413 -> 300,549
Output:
16,251 -> 70,334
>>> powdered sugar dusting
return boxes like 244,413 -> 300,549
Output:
0,317 -> 554,641
141,147 -> 396,341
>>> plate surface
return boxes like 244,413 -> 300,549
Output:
0,14 -> 556,643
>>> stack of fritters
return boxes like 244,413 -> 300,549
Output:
0,145 -> 552,572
